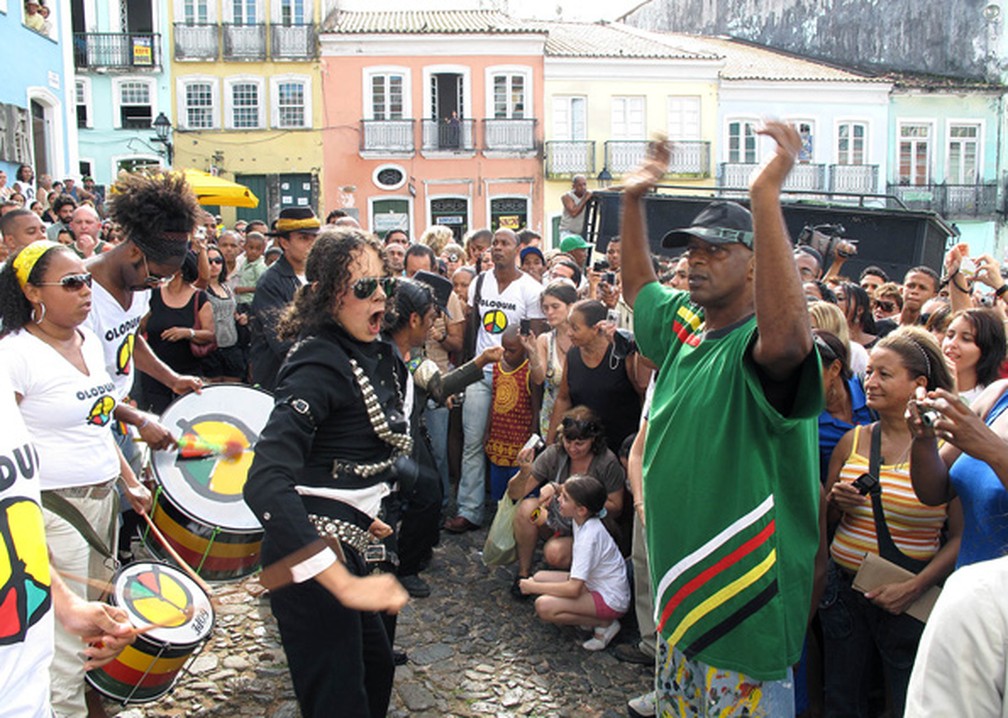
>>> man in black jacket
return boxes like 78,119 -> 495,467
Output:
249,207 -> 320,390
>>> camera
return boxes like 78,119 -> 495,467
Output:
521,434 -> 546,455
851,472 -> 879,496
520,319 -> 531,335
593,259 -> 610,272
603,271 -> 616,285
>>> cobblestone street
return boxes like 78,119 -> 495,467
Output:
105,527 -> 652,717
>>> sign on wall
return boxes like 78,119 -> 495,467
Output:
0,103 -> 32,164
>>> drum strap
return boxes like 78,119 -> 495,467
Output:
41,490 -> 117,560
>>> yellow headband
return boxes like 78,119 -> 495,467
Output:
274,217 -> 320,233
13,240 -> 61,288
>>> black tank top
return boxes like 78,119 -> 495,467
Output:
565,344 -> 641,454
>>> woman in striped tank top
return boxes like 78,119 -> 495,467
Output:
821,327 -> 963,718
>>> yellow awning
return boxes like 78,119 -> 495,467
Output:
181,169 -> 259,209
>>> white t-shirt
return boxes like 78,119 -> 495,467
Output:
905,555 -> 1008,718
0,373 -> 54,718
80,281 -> 150,401
0,328 -> 120,490
570,516 -> 630,614
468,269 -> 544,372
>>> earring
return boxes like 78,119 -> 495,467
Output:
32,302 -> 46,325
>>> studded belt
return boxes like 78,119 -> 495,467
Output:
307,513 -> 399,568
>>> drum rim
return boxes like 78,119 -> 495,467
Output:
112,560 -> 215,647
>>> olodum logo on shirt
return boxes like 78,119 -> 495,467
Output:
115,334 -> 135,376
87,396 -> 116,427
482,309 -> 508,334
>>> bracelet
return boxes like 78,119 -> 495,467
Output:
996,285 -> 1008,298
634,501 -> 644,510
189,328 -> 195,339
138,417 -> 149,430
951,276 -> 971,294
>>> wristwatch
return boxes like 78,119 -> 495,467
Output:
189,328 -> 195,339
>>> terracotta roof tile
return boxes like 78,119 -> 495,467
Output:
323,10 -> 545,34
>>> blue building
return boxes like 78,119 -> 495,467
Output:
71,0 -> 170,185
0,0 -> 77,187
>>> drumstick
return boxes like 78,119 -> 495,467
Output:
54,570 -> 195,636
139,510 -> 215,596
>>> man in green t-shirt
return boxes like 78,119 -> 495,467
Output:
620,121 -> 823,716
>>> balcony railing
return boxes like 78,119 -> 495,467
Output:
668,140 -> 710,176
223,23 -> 266,60
886,183 -> 999,217
605,141 -> 648,174
545,141 -> 595,177
421,119 -> 475,152
174,23 -> 218,60
74,32 -> 161,69
829,164 -> 879,194
361,119 -> 415,152
719,162 -> 827,191
483,119 -> 536,152
271,23 -> 316,59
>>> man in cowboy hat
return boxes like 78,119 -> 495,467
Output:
249,207 -> 320,390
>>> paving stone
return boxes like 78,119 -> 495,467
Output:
398,682 -> 435,711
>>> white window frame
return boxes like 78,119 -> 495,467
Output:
945,119 -> 984,184
787,118 -> 816,163
177,76 -> 220,130
176,0 -> 216,23
224,76 -> 265,130
273,0 -> 308,25
372,164 -> 408,191
835,119 -> 869,165
270,74 -> 311,129
896,119 -> 934,186
111,77 -> 156,130
552,95 -> 587,141
368,195 -> 414,237
725,117 -> 760,163
484,65 -> 533,119
666,95 -> 701,140
426,194 -> 472,233
224,0 -> 262,24
611,96 -> 645,140
362,66 -> 411,121
78,158 -> 95,179
487,194 -> 531,231
422,64 -> 472,120
75,78 -> 93,130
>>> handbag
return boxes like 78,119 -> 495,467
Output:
190,293 -> 218,358
482,495 -> 518,567
852,423 -> 941,622
461,272 -> 486,363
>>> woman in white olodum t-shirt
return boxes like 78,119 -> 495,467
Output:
0,240 -> 152,718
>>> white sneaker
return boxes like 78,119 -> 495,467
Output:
627,690 -> 656,718
582,619 -> 620,651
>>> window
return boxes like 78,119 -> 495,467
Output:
836,122 -> 867,165
552,96 -> 586,140
947,122 -> 980,184
225,77 -> 263,129
792,120 -> 814,163
185,82 -> 215,129
493,74 -> 526,119
114,79 -> 153,129
279,0 -> 304,25
272,77 -> 311,128
727,120 -> 758,163
183,0 -> 209,23
371,74 -> 404,120
232,0 -> 257,24
75,79 -> 91,129
898,122 -> 931,185
667,96 -> 700,140
611,97 -> 645,139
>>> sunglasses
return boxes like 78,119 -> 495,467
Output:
34,272 -> 93,291
561,417 -> 598,439
141,254 -> 176,287
874,300 -> 897,313
352,276 -> 397,300
209,257 -> 224,265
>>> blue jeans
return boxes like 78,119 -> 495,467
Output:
819,561 -> 925,718
423,401 -> 451,508
457,374 -> 492,524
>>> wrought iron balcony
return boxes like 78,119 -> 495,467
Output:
483,119 -> 536,152
545,141 -> 595,177
886,183 -> 999,217
74,32 -> 161,70
360,119 -> 415,153
719,162 -> 827,191
421,119 -> 475,152
174,23 -> 218,60
271,23 -> 317,59
604,140 -> 711,177
829,164 -> 879,194
604,141 -> 647,174
223,23 -> 266,60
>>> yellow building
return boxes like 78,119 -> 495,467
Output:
168,0 -> 325,223
541,22 -> 722,246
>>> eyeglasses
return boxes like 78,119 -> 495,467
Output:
34,272 -> 93,291
209,257 -> 224,265
141,254 -> 175,287
874,300 -> 897,313
352,276 -> 397,300
682,243 -> 730,260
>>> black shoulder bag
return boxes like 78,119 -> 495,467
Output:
461,272 -> 486,363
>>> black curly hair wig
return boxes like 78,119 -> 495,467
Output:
108,171 -> 201,264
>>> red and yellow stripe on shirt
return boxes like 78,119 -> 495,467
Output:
672,305 -> 702,348
830,426 -> 947,573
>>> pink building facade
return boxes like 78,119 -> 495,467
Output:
319,11 -> 546,242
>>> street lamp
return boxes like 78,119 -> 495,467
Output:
151,112 -> 174,167
597,166 -> 613,189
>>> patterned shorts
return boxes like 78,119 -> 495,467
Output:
655,640 -> 794,717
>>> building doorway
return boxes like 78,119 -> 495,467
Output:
429,197 -> 468,242
490,197 -> 528,232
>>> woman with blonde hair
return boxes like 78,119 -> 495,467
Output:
809,300 -> 868,376
419,225 -> 453,257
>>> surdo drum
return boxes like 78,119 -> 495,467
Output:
148,384 -> 272,581
86,561 -> 214,703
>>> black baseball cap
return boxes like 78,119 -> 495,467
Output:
661,201 -> 754,249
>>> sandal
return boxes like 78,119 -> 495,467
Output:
583,619 -> 621,651
511,575 -> 531,600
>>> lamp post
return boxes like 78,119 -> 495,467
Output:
151,112 -> 174,167
597,166 -> 613,189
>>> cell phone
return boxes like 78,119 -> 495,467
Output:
851,472 -> 879,496
607,309 -> 619,325
593,259 -> 610,272
603,271 -> 616,285
520,319 -> 531,335
521,434 -> 545,454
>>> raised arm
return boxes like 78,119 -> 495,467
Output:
619,139 -> 669,307
749,121 -> 813,380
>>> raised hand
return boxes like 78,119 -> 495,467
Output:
622,135 -> 670,199
751,121 -> 801,195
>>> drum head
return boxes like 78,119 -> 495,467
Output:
114,561 -> 213,648
153,384 -> 272,532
